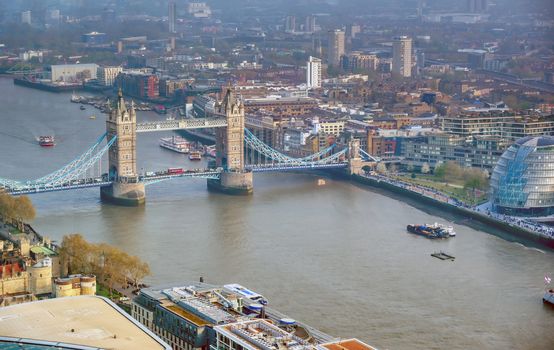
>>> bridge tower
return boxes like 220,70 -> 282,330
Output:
100,90 -> 146,205
208,88 -> 253,194
347,138 -> 363,175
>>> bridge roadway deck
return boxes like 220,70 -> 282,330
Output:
4,163 -> 352,195
136,118 -> 227,133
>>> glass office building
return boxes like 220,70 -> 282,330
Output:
490,136 -> 554,216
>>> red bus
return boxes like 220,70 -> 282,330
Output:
167,167 -> 184,175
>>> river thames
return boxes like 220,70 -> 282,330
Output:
1,78 -> 553,349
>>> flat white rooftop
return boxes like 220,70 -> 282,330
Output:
0,295 -> 170,350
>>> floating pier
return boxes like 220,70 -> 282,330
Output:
431,251 -> 455,261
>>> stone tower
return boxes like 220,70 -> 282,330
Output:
107,90 -> 138,179
215,88 -> 245,171
208,88 -> 253,195
100,90 -> 145,205
347,138 -> 363,175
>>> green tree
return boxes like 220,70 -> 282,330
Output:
59,234 -> 151,298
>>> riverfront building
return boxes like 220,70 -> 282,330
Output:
51,63 -> 99,83
400,133 -> 506,169
132,282 -> 377,350
98,66 -> 123,86
440,113 -> 554,141
490,136 -> 554,216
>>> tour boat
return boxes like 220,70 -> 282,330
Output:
159,136 -> 190,154
39,136 -> 55,147
189,151 -> 202,160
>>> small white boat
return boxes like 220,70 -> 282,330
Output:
431,222 -> 457,237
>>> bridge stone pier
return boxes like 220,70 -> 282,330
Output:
347,138 -> 363,175
207,88 -> 254,195
100,91 -> 146,206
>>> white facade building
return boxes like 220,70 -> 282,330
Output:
51,64 -> 98,82
392,36 -> 412,77
21,11 -> 31,25
306,56 -> 322,88
98,66 -> 123,86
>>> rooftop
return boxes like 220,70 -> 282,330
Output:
162,303 -> 212,326
515,135 -> 554,147
215,319 -> 314,350
0,296 -> 170,350
319,339 -> 379,350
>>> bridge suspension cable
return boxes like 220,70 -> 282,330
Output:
0,134 -> 116,192
33,132 -> 108,185
244,129 -> 340,165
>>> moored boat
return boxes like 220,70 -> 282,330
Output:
189,151 -> 202,160
38,136 -> 55,147
159,136 -> 190,154
429,222 -> 457,237
407,224 -> 440,239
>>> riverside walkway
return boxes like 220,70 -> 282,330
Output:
362,173 -> 554,240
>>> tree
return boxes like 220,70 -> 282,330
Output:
376,162 -> 388,174
128,256 -> 151,288
0,192 -> 35,230
421,162 -> 430,174
59,234 -> 151,298
13,196 -> 35,230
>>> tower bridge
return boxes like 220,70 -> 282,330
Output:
0,88 -> 371,205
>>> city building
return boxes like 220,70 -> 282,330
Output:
343,52 -> 378,72
306,56 -> 322,88
0,296 -> 171,349
327,30 -> 345,67
133,282 -> 377,350
81,31 -> 107,45
285,16 -> 296,33
305,15 -> 316,33
53,274 -> 96,298
244,97 -> 318,117
467,0 -> 488,13
490,136 -> 554,216
116,72 -> 160,99
159,78 -> 188,97
318,120 -> 345,137
132,283 -> 249,350
169,1 -> 177,33
392,36 -> 412,78
440,113 -> 554,141
187,2 -> 212,18
401,133 -> 506,169
97,66 -> 123,86
21,11 -> 31,25
1,237 -> 62,307
212,319 -> 313,350
347,24 -> 361,39
51,63 -> 98,82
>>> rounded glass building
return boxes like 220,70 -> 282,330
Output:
490,136 -> 554,216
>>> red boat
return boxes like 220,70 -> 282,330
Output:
39,136 -> 55,147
